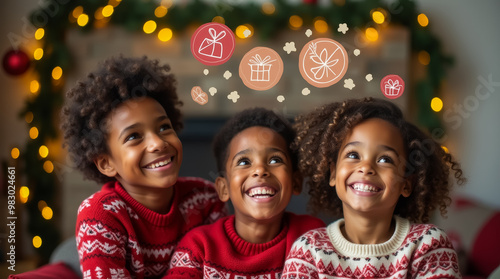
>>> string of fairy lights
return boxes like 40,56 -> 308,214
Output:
6,0 -> 452,261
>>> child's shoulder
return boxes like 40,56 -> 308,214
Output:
77,181 -> 121,216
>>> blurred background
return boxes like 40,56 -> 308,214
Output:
1,0 -> 499,277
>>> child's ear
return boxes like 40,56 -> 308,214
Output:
402,179 -> 412,198
94,155 -> 117,178
329,163 -> 336,187
215,177 -> 230,202
292,171 -> 303,195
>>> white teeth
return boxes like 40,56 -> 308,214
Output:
352,183 -> 379,193
247,188 -> 276,197
146,157 -> 172,169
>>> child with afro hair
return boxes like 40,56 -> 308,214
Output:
61,56 -> 226,278
282,97 -> 465,279
165,108 -> 325,278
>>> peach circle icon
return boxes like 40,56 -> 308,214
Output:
191,86 -> 208,105
299,38 -> 349,88
239,47 -> 283,91
380,74 -> 405,99
191,23 -> 235,66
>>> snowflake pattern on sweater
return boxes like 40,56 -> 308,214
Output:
282,216 -> 461,279
76,177 -> 227,279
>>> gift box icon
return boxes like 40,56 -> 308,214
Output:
384,79 -> 403,96
248,54 -> 276,82
198,28 -> 226,59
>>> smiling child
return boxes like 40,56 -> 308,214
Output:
61,56 -> 226,278
282,98 -> 465,278
164,108 -> 325,278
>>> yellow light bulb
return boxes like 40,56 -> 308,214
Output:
143,20 -> 157,34
94,7 -> 105,20
35,28 -> 45,40
261,2 -> 275,15
33,236 -> 42,248
289,15 -> 303,29
30,80 -> 40,93
418,50 -> 431,65
372,11 -> 385,24
235,25 -> 250,39
441,145 -> 449,153
34,48 -> 44,60
418,13 -> 429,27
72,6 -> 83,18
155,6 -> 168,18
25,112 -> 34,124
77,13 -> 89,27
102,5 -> 114,17
212,16 -> 225,24
11,148 -> 20,159
43,161 -> 54,173
30,127 -> 39,139
365,27 -> 379,42
158,28 -> 173,42
314,18 -> 328,33
42,206 -> 53,220
431,97 -> 443,112
20,186 -> 30,203
39,145 -> 49,158
52,66 -> 63,80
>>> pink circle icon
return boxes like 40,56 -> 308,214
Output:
380,74 -> 405,99
191,23 -> 235,66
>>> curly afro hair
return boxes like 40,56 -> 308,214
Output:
212,108 -> 297,176
61,56 -> 183,184
293,97 -> 465,223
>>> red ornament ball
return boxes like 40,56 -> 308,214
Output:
3,48 -> 31,76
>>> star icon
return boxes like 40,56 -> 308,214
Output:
227,91 -> 240,103
283,42 -> 296,54
344,78 -> 355,90
338,23 -> 349,34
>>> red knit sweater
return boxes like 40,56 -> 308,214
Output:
164,213 -> 325,279
76,177 -> 227,279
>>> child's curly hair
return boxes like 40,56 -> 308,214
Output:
61,56 -> 183,184
293,97 -> 465,223
212,108 -> 297,176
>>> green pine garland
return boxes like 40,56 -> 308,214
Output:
19,0 -> 452,261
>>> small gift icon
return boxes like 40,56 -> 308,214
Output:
198,28 -> 226,58
248,54 -> 276,82
384,79 -> 403,96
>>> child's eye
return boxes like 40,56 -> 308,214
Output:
269,156 -> 284,164
125,133 -> 140,142
346,152 -> 359,159
378,156 -> 394,164
237,158 -> 251,166
160,123 -> 172,132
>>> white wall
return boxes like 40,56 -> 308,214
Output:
416,0 -> 500,208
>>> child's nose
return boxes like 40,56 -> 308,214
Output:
146,133 -> 167,152
252,164 -> 269,177
357,161 -> 375,175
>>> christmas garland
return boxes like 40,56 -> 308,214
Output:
11,0 -> 451,261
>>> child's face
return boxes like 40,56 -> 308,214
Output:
216,126 -> 299,224
95,97 -> 183,192
329,118 -> 411,218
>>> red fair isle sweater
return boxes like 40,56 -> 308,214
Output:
164,213 -> 325,279
76,177 -> 227,279
282,216 -> 461,279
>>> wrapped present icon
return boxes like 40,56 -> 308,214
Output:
248,54 -> 276,81
384,79 -> 403,96
198,28 -> 226,59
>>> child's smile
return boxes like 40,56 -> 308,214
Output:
218,126 -> 298,224
330,118 -> 411,218
96,97 -> 183,198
